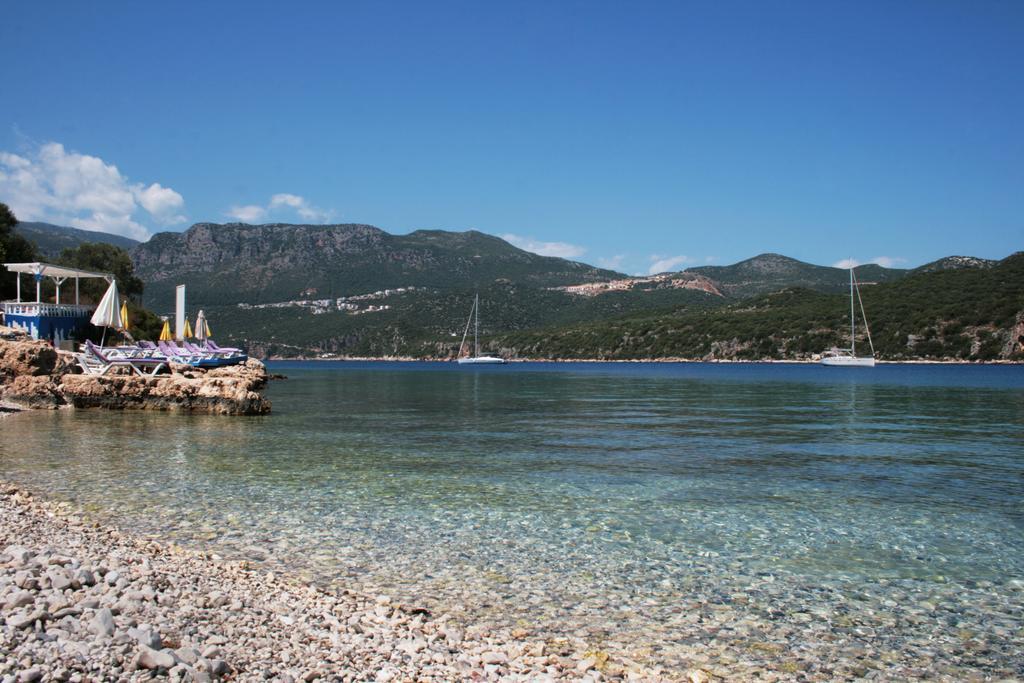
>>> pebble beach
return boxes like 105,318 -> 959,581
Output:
2,481 -> 651,682
4,475 -> 1024,682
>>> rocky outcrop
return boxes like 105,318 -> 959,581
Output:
1,375 -> 66,409
58,360 -> 271,415
0,329 -> 271,415
0,328 -> 58,379
1003,310 -> 1024,358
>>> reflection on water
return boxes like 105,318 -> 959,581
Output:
2,362 -> 1023,671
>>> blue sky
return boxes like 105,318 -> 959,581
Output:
1,2 -> 1021,274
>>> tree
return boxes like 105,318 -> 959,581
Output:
57,242 -> 165,340
0,202 -> 37,299
58,242 -> 145,300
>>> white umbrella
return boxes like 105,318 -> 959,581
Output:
195,310 -> 211,341
90,280 -> 122,345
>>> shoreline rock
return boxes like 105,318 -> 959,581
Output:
0,326 -> 271,416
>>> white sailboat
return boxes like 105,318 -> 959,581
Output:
821,267 -> 875,367
456,293 -> 506,365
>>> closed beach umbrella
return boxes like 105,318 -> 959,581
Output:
183,318 -> 194,339
90,279 -> 122,346
195,310 -> 211,340
120,301 -> 130,330
159,319 -> 172,341
90,280 -> 122,329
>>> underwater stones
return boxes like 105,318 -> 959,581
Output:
89,607 -> 115,637
136,644 -> 176,670
3,590 -> 35,611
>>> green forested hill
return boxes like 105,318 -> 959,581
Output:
202,282 -> 722,358
685,253 -> 907,298
493,253 -> 1024,362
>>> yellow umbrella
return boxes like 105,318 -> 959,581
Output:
120,301 -> 130,330
183,318 -> 194,339
159,319 -> 172,341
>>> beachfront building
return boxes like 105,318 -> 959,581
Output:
2,262 -> 113,344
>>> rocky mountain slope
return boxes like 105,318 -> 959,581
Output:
911,256 -> 997,274
133,223 -> 622,309
14,222 -> 140,258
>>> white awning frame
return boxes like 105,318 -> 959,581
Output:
3,262 -> 115,305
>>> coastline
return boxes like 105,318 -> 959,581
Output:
1,480 -> 657,681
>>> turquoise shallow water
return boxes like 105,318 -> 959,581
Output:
2,361 -> 1023,674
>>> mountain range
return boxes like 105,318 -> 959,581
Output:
14,221 -> 140,258
11,220 -> 1022,361
132,223 -> 620,309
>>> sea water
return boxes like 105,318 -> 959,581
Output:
2,362 -> 1022,676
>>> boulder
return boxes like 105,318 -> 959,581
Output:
0,337 -> 58,379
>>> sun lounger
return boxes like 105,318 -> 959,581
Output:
99,343 -> 159,360
77,340 -> 166,377
158,340 -> 230,368
204,340 -> 243,354
158,340 -> 194,362
184,341 -> 214,356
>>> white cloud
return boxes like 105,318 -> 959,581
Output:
269,193 -> 304,208
648,254 -> 693,274
0,141 -> 186,241
501,233 -> 587,259
227,193 -> 333,224
870,256 -> 907,269
596,254 -> 626,270
226,204 -> 268,222
133,182 -> 185,224
832,256 -> 907,269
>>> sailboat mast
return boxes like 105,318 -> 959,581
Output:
474,293 -> 480,358
457,297 -> 474,359
849,267 -> 856,355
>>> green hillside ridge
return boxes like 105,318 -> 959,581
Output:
133,222 -> 623,309
684,253 -> 908,299
14,221 -> 140,258
494,252 -> 1024,362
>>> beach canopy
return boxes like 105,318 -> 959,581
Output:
90,280 -> 122,329
159,320 -> 172,341
4,261 -> 113,305
195,310 -> 211,340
